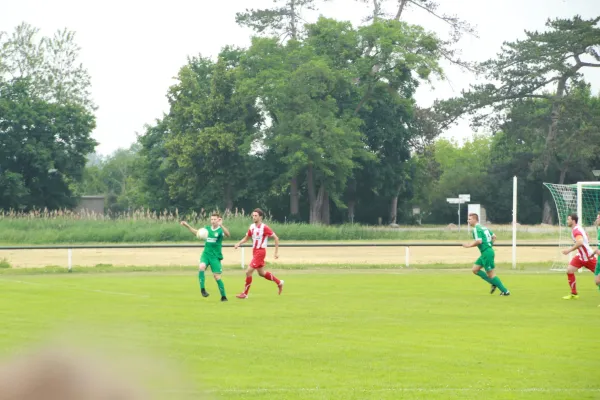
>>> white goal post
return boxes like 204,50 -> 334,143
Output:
544,181 -> 600,271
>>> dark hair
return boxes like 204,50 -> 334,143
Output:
211,212 -> 220,218
568,213 -> 578,223
468,213 -> 479,221
253,208 -> 264,218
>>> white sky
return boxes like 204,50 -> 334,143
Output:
2,0 -> 600,155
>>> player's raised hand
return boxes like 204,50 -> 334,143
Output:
180,221 -> 188,227
218,217 -> 223,226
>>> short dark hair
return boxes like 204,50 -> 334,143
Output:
211,212 -> 220,218
468,213 -> 479,221
568,213 -> 578,223
253,208 -> 264,218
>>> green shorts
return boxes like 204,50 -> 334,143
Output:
200,253 -> 223,274
475,248 -> 495,272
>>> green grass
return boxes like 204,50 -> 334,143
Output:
0,216 -> 561,245
1,268 -> 598,399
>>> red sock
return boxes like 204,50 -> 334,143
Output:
264,271 -> 281,285
244,276 -> 252,295
567,273 -> 577,295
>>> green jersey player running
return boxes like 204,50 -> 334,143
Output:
180,212 -> 231,302
462,213 -> 510,296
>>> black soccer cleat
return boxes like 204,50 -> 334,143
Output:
201,289 -> 210,298
500,291 -> 511,296
490,284 -> 497,294
221,296 -> 228,302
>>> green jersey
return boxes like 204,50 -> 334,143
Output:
202,225 -> 224,259
472,223 -> 494,253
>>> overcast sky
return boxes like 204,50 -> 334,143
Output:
2,0 -> 600,156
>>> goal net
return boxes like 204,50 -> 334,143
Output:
544,182 -> 600,271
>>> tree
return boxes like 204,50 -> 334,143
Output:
0,79 -> 96,210
236,0 -> 327,40
0,22 -> 94,110
353,0 -> 477,70
236,0 -> 329,220
146,48 -> 261,212
435,15 -> 600,222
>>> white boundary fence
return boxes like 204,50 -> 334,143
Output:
0,243 -> 556,271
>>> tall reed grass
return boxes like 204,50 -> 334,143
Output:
0,208 -> 558,245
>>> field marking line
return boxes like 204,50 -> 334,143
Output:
161,387 -> 600,394
0,278 -> 150,298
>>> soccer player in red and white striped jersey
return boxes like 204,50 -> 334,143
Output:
561,213 -> 597,300
234,208 -> 283,299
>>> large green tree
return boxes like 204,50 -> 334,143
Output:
137,48 -> 261,213
0,79 -> 96,210
435,15 -> 600,223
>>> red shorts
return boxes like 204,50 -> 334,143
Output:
249,248 -> 267,269
569,255 -> 597,272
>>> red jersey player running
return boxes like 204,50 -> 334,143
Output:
561,213 -> 598,300
234,208 -> 284,299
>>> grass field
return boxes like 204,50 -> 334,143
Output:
1,268 -> 599,400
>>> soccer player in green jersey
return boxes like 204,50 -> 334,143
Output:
180,212 -> 231,302
462,213 -> 510,296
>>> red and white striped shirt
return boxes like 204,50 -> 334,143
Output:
247,223 -> 274,250
571,225 -> 595,260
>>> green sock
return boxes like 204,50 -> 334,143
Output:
476,270 -> 494,284
217,279 -> 226,297
199,271 -> 205,290
491,276 -> 508,293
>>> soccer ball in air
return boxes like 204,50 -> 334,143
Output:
196,228 -> 209,240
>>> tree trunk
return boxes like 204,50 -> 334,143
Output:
559,168 -> 567,184
347,200 -> 355,224
310,185 -> 326,224
394,0 -> 409,20
290,176 -> 299,218
224,184 -> 233,211
346,179 -> 357,223
542,200 -> 554,225
321,189 -> 330,225
389,195 -> 398,224
290,0 -> 297,39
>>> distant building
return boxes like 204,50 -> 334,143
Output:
75,195 -> 105,214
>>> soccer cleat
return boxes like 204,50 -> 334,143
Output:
562,294 -> 579,300
236,293 -> 248,299
499,291 -> 510,296
201,289 -> 209,298
278,280 -> 284,295
490,284 -> 497,294
221,296 -> 228,302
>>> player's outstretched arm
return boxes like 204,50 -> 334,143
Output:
462,239 -> 482,248
562,236 -> 584,255
180,221 -> 198,236
218,218 -> 231,238
234,234 -> 250,249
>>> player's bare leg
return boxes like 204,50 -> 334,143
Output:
199,263 -> 209,297
472,264 -> 495,293
255,266 -> 284,294
563,265 -> 579,300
